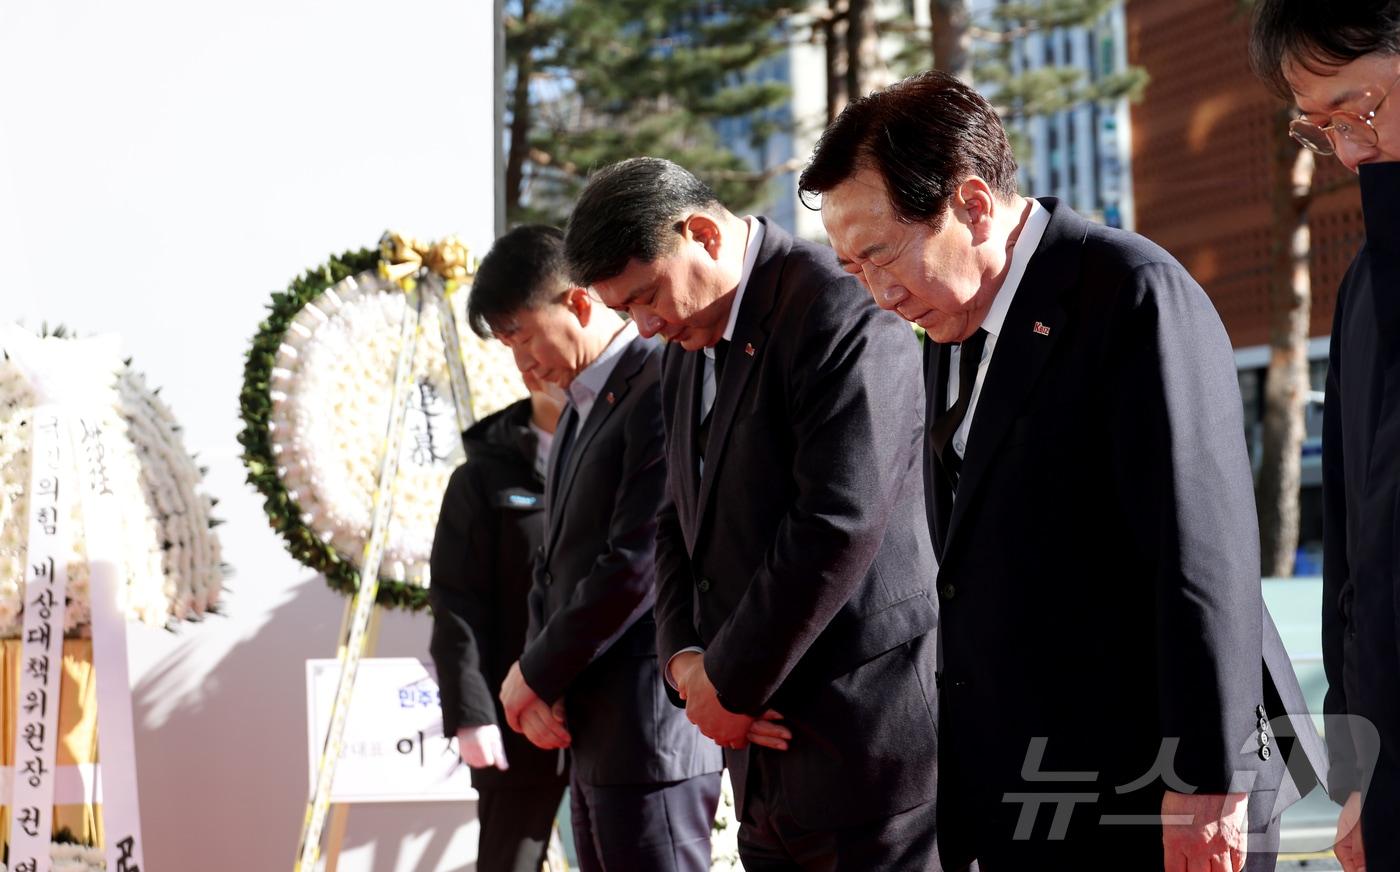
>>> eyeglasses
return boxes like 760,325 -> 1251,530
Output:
1290,71 -> 1400,156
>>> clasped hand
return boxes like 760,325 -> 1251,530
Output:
1161,790 -> 1249,872
670,651 -> 791,752
499,661 -> 571,751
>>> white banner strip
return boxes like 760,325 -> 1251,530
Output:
10,407 -> 73,872
70,414 -> 145,872
295,286 -> 422,870
0,764 -> 102,805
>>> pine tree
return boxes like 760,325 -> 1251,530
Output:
956,1 -> 1147,127
503,0 -> 796,225
811,1 -> 1147,159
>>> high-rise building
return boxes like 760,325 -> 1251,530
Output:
713,1 -> 918,240
711,30 -> 810,236
718,2 -> 1137,236
969,0 -> 1137,230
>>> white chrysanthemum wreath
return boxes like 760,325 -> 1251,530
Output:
0,840 -> 105,872
239,239 -> 524,610
0,325 -> 224,637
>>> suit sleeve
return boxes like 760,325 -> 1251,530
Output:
655,486 -> 702,708
1108,261 -> 1264,794
518,378 -> 668,703
526,560 -> 546,643
703,282 -> 925,715
1320,276 -> 1360,799
427,465 -> 500,736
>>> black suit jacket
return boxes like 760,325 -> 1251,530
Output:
518,333 -> 722,787
655,219 -> 941,830
927,198 -> 1324,857
1321,162 -> 1400,811
428,400 -> 567,790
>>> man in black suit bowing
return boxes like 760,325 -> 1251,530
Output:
804,72 -> 1324,871
566,157 -> 944,871
469,225 -> 722,872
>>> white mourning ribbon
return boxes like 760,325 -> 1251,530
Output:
9,406 -> 73,872
3,326 -> 145,872
71,411 -> 145,872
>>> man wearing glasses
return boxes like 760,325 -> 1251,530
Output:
1252,4 -> 1400,871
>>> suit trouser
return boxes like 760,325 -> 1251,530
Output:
476,780 -> 568,872
737,748 -> 943,872
569,771 -> 721,872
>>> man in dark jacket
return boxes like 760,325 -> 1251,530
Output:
476,224 -> 723,872
1251,5 -> 1400,870
566,157 -> 943,871
429,378 -> 568,872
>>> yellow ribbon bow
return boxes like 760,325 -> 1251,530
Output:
377,231 -> 476,294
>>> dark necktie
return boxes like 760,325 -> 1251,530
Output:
696,339 -> 730,462
929,328 -> 988,487
553,405 -> 580,479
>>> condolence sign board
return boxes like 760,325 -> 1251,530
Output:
306,658 -> 476,803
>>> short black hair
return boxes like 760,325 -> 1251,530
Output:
798,70 -> 1019,230
1250,0 -> 1400,99
467,224 -> 569,337
563,157 -> 722,288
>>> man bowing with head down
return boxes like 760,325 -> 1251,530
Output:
803,71 -> 1323,872
473,225 -> 723,872
566,157 -> 944,871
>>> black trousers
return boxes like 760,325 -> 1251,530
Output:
736,749 -> 943,872
476,781 -> 568,872
569,772 -> 721,872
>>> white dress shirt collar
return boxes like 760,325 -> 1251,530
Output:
567,320 -> 638,423
945,199 -> 1052,459
710,216 -> 765,356
979,198 -> 1050,339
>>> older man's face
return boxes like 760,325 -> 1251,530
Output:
821,167 -> 987,344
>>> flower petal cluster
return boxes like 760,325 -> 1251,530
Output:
0,331 -> 223,636
240,249 -> 525,610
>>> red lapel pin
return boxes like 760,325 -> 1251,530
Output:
744,342 -> 756,356
1032,322 -> 1051,336
605,391 -> 616,405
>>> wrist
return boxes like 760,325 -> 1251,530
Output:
671,650 -> 703,685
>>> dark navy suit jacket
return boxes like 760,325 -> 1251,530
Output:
654,219 -> 942,830
520,334 -> 722,787
926,198 -> 1324,863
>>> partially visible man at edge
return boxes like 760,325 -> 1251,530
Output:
1252,3 -> 1400,870
803,71 -> 1325,872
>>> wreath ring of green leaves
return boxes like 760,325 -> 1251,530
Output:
238,248 -> 440,611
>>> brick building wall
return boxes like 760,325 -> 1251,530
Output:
1125,0 -> 1363,348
